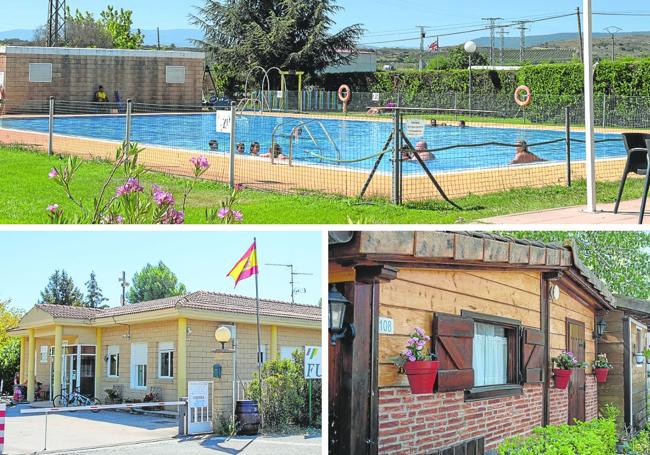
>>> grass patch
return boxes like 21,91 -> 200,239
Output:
0,145 -> 644,224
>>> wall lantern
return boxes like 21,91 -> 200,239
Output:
329,285 -> 356,346
214,326 -> 232,350
549,284 -> 561,301
594,318 -> 607,340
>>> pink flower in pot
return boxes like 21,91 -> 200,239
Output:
397,327 -> 439,394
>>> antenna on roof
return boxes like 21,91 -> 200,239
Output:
47,0 -> 67,47
118,271 -> 130,306
265,263 -> 313,305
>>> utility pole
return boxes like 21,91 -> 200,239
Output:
498,27 -> 509,66
577,7 -> 584,63
265,263 -> 313,304
418,26 -> 427,71
118,271 -> 129,306
157,27 -> 161,50
516,21 -> 529,63
604,26 -> 622,61
47,0 -> 66,47
482,17 -> 503,66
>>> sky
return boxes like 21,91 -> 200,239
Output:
0,229 -> 323,312
1,1 -> 650,47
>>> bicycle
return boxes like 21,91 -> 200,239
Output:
53,387 -> 101,412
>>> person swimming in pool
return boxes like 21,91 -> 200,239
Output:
510,140 -> 546,165
236,142 -> 245,154
412,140 -> 435,161
458,120 -> 467,128
261,143 -> 287,159
291,127 -> 303,140
250,142 -> 261,156
208,139 -> 218,151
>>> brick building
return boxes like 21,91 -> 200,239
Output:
0,46 -> 204,113
329,232 -> 616,454
10,291 -> 320,422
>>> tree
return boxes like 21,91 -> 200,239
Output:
84,271 -> 108,308
0,300 -> 23,393
191,0 -> 363,78
38,270 -> 84,306
127,261 -> 187,304
100,6 -> 144,49
445,45 -> 488,69
504,232 -> 650,299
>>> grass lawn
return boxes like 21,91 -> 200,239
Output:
0,146 -> 644,224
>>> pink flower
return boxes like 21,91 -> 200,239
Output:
115,215 -> 124,224
161,208 -> 184,224
190,155 -> 210,170
232,210 -> 243,222
48,168 -> 58,179
46,204 -> 59,213
217,207 -> 230,219
234,183 -> 244,191
152,185 -> 175,206
116,178 -> 144,197
415,327 -> 425,337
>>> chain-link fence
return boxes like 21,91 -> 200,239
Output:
0,96 -> 637,206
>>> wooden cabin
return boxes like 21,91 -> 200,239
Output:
329,232 -> 616,455
598,296 -> 650,432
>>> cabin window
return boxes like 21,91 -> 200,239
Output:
107,345 -> 120,377
473,323 -> 508,386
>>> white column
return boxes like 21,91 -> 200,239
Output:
583,0 -> 597,212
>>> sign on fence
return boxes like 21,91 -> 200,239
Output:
276,90 -> 284,99
187,381 -> 212,435
216,110 -> 232,133
405,119 -> 427,138
372,92 -> 380,102
304,346 -> 322,379
0,403 -> 6,454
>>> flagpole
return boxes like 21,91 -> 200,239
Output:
254,237 -> 263,426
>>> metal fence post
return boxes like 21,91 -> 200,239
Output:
565,107 -> 572,187
178,398 -> 187,436
602,93 -> 607,128
392,108 -> 402,205
229,102 -> 236,189
124,99 -> 132,158
48,96 -> 54,156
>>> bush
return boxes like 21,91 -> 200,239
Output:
498,413 -> 617,455
246,349 -> 321,432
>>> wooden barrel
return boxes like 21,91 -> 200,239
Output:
235,400 -> 261,435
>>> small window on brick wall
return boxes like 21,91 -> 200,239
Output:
166,66 -> 186,84
29,63 -> 53,83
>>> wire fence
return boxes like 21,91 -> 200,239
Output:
0,96 -> 638,206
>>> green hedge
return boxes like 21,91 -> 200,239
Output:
497,414 -> 617,455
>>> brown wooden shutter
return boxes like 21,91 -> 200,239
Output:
522,327 -> 544,383
433,313 -> 474,392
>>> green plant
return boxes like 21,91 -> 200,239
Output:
625,428 -> 650,454
593,353 -> 613,369
215,413 -> 238,436
498,413 -> 617,454
552,351 -> 587,370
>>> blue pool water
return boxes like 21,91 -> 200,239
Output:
0,113 -> 624,174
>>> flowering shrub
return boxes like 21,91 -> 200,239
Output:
552,351 -> 587,370
593,353 -> 613,370
395,327 -> 436,372
46,143 -> 244,224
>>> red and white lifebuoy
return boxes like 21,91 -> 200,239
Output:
514,85 -> 532,108
338,84 -> 351,103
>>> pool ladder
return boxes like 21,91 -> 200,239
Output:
270,118 -> 341,165
236,98 -> 264,114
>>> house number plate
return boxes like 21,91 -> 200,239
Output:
379,317 -> 394,334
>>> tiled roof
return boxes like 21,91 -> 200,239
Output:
35,291 -> 321,322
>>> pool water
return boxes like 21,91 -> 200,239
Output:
0,113 -> 624,175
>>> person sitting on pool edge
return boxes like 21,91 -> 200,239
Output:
261,143 -> 287,160
250,142 -> 261,156
94,85 -> 109,103
208,140 -> 218,151
236,143 -> 245,154
510,140 -> 546,165
412,140 -> 435,161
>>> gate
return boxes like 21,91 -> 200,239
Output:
187,381 -> 213,435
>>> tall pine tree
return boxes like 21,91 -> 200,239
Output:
39,270 -> 84,306
84,271 -> 108,308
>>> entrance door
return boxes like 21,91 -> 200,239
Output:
567,319 -> 586,424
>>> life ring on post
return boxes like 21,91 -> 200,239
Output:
338,84 -> 351,103
514,85 -> 532,108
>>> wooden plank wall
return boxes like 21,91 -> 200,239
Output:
378,268 -> 542,388
630,318 -> 648,429
549,291 -> 596,368
598,310 -> 625,426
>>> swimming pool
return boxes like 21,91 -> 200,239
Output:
0,113 -> 624,175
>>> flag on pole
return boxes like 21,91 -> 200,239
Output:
429,39 -> 440,53
226,241 -> 258,287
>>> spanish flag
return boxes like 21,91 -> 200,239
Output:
227,241 -> 258,287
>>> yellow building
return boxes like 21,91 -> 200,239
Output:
10,291 -> 321,421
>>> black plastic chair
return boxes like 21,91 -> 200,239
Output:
614,133 -> 650,224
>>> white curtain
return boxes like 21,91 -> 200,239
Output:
473,322 -> 508,386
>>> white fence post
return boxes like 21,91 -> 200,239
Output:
48,96 -> 55,156
125,99 -> 133,158
229,102 -> 236,189
0,403 -> 5,454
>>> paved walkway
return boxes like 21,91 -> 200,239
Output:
482,198 -> 648,225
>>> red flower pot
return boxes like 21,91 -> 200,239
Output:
403,360 -> 440,394
594,368 -> 609,383
553,369 -> 572,389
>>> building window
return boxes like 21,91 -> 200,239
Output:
473,323 -> 508,386
107,345 -> 119,377
280,346 -> 300,360
29,63 -> 53,83
165,66 -> 186,84
40,346 -> 49,363
130,343 -> 148,389
158,341 -> 174,379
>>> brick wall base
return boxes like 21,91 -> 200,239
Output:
585,375 -> 598,421
378,385 -> 543,454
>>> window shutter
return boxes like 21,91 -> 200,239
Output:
521,327 -> 544,383
433,313 -> 474,392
